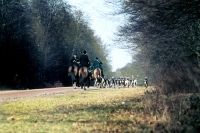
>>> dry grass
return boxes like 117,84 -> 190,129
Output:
0,87 -> 199,133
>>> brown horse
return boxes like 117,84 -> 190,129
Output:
93,68 -> 104,88
79,67 -> 90,90
68,65 -> 79,89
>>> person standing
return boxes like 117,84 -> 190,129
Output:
144,77 -> 148,88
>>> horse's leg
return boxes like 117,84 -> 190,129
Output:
84,82 -> 86,90
76,76 -> 79,87
94,78 -> 97,87
73,80 -> 76,89
79,77 -> 83,89
80,80 -> 83,89
87,77 -> 90,88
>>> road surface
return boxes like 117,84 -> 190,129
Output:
0,87 -> 94,102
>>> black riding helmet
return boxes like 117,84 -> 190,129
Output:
83,51 -> 87,54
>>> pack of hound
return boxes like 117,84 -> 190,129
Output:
103,75 -> 148,88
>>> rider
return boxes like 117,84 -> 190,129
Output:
70,53 -> 80,68
79,50 -> 90,68
93,57 -> 104,77
70,53 -> 80,87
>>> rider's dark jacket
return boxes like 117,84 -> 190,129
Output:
79,54 -> 90,67
93,59 -> 103,70
70,57 -> 79,67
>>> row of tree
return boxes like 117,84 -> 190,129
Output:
109,0 -> 200,93
107,1 -> 200,131
0,0 -> 112,89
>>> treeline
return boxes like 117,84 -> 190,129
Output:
0,0 -> 112,89
111,0 -> 200,93
107,1 -> 200,131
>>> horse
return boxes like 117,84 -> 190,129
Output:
93,68 -> 104,88
68,65 -> 79,89
79,67 -> 90,90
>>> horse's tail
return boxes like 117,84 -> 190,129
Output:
68,65 -> 78,81
79,67 -> 88,83
69,71 -> 75,81
94,68 -> 102,78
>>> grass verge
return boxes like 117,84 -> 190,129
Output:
1,87 -> 198,133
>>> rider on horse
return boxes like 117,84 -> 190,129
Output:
79,51 -> 91,89
79,50 -> 90,68
93,57 -> 104,77
70,53 -> 80,87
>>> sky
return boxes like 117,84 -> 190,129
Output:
66,0 -> 132,71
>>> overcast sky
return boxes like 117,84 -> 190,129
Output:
66,0 -> 132,71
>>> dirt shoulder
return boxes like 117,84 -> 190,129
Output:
0,87 -> 91,102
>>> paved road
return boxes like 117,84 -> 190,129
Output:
0,87 -> 94,102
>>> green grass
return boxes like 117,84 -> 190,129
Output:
0,87 -> 165,133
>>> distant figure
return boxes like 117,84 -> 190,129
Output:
144,77 -> 148,88
79,51 -> 90,68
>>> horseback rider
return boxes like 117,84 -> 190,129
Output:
79,50 -> 90,68
70,53 -> 80,68
69,53 -> 80,88
93,57 -> 104,77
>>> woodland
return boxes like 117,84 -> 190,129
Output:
1,0 -> 200,94
112,0 -> 200,93
113,1 -> 200,131
1,0 -> 200,132
0,0 -> 114,89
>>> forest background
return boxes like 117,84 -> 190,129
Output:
0,0 -> 143,89
1,0 -> 200,93
0,0 -> 114,89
